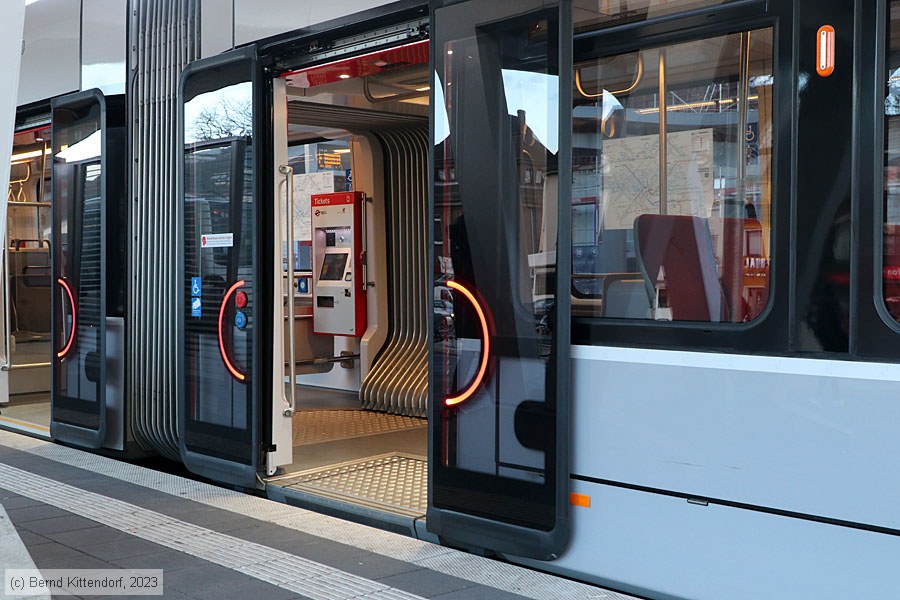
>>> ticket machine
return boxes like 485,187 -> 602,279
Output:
310,192 -> 366,336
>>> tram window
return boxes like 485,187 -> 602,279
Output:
574,0 -> 738,32
572,28 -> 774,323
883,2 -> 900,321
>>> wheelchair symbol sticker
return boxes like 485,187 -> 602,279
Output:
191,277 -> 202,297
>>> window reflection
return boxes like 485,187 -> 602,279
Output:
572,29 -> 774,323
883,3 -> 900,319
433,8 -> 559,494
184,81 -> 252,144
574,0 -> 737,32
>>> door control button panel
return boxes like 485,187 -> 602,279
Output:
235,290 -> 248,308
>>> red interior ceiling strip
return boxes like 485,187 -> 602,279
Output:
281,40 -> 429,88
219,280 -> 247,382
445,280 -> 491,407
56,278 -> 76,359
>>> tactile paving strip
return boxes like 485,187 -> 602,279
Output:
281,453 -> 427,517
0,462 -> 425,600
0,430 -> 638,600
293,410 -> 425,446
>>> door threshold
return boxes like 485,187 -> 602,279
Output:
266,452 -> 432,539
0,415 -> 51,440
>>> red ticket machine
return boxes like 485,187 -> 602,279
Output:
310,191 -> 366,336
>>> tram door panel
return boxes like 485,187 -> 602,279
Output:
51,90 -> 126,450
429,0 -> 572,559
178,48 -> 268,488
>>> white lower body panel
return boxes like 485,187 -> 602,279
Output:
517,479 -> 900,600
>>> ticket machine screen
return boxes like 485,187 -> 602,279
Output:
319,252 -> 348,281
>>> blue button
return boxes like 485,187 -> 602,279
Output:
297,277 -> 309,294
235,310 -> 248,329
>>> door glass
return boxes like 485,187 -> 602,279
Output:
433,1 -> 561,535
883,1 -> 900,320
572,29 -> 774,322
574,0 -> 739,31
52,99 -> 105,431
182,65 -> 256,464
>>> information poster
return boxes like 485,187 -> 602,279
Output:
601,128 -> 714,230
290,171 -> 346,242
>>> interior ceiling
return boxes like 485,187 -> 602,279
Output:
287,101 -> 427,138
287,63 -> 430,111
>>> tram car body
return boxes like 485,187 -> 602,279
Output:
3,1 -> 900,599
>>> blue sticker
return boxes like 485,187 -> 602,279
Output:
235,310 -> 248,330
191,277 -> 202,297
191,296 -> 202,317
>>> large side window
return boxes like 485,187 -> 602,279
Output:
884,2 -> 900,319
574,0 -> 741,30
571,27 -> 774,323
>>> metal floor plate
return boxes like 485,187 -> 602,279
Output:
275,453 -> 427,518
292,410 -> 425,446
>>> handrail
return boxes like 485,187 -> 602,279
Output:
1,362 -> 51,372
444,280 -> 491,407
278,164 -> 297,417
8,202 -> 51,208
361,192 -> 368,292
574,53 -> 644,99
8,163 -> 30,203
218,280 -> 247,382
56,278 -> 77,359
363,75 -> 429,104
0,246 -> 9,369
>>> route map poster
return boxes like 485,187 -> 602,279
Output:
601,128 -> 714,230
290,171 -> 346,242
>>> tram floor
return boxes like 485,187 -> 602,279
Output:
268,384 -> 428,524
0,392 -> 50,431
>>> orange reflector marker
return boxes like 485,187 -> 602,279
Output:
219,280 -> 247,382
444,280 -> 490,407
56,278 -> 76,359
817,25 -> 835,77
570,493 -> 591,508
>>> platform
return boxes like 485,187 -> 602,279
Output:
0,429 -> 638,600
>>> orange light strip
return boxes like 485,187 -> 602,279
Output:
570,492 -> 591,508
444,280 -> 490,407
56,278 -> 76,359
816,25 -> 835,77
218,280 -> 247,382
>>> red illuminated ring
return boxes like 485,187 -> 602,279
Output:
56,278 -> 77,359
219,280 -> 247,382
444,280 -> 491,407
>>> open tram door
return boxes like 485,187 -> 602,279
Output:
428,0 -> 572,560
50,90 -> 127,450
177,47 -> 292,488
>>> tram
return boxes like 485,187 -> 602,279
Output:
3,0 -> 900,598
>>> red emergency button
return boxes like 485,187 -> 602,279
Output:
235,290 -> 248,309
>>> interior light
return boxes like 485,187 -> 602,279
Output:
338,74 -> 351,79
416,86 -> 430,92
447,50 -> 454,55
10,148 -> 50,164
